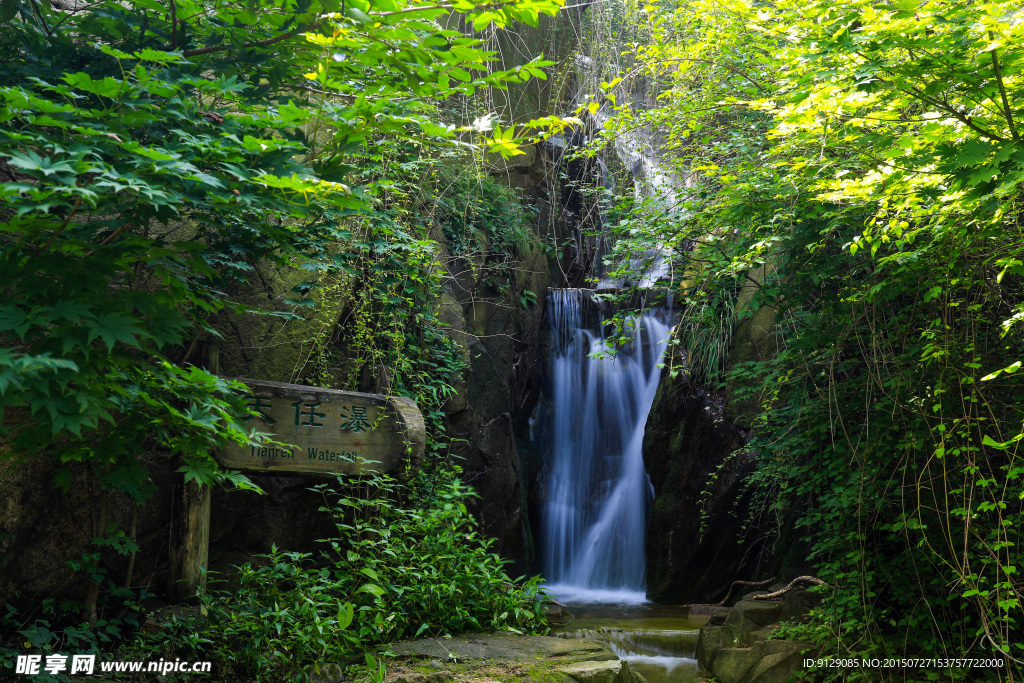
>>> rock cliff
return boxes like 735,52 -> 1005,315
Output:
642,275 -> 780,603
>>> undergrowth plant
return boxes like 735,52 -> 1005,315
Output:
140,474 -> 548,682
674,286 -> 737,386
0,586 -> 151,680
427,164 -> 538,298
1,0 -> 564,665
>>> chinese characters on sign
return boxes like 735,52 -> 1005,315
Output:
290,400 -> 325,428
174,379 -> 425,604
245,397 -> 377,432
246,396 -> 275,425
339,405 -> 371,432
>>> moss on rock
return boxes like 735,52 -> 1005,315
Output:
384,632 -> 645,683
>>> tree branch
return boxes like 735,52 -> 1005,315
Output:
181,28 -> 302,57
376,1 -> 510,17
717,576 -> 776,606
898,83 -> 1005,142
853,49 -> 1007,142
169,0 -> 178,50
84,224 -> 130,257
751,575 -> 826,600
988,35 -> 1019,142
614,57 -> 771,96
27,0 -> 52,36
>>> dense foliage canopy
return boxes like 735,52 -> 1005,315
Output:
0,0 -> 560,489
7,0 -> 1024,675
584,0 -> 1024,673
1,0 -> 560,673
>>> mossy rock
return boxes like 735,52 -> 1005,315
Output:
558,659 -> 644,683
384,632 -> 645,683
724,599 -> 784,635
708,646 -> 764,683
697,592 -> 818,683
212,260 -> 325,384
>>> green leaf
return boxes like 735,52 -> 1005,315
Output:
471,11 -> 494,30
63,72 -> 124,98
0,0 -> 18,21
136,48 -> 185,63
981,361 -> 1020,381
336,602 -> 354,630
356,584 -> 385,598
345,6 -> 373,24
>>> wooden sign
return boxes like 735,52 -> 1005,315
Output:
216,378 -> 425,478
169,378 -> 425,602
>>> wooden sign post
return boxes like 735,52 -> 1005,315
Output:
168,379 -> 426,602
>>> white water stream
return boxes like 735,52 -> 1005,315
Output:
540,288 -> 672,603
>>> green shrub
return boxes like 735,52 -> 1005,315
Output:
1,588 -> 150,680
140,474 -> 548,682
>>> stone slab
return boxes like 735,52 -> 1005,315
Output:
558,659 -> 644,683
384,632 -> 642,683
388,633 -> 614,664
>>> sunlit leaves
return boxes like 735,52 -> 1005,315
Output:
592,0 -> 1024,664
0,0 -> 565,507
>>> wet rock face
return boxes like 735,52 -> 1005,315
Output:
641,372 -> 767,604
643,269 -> 783,605
439,239 -> 552,573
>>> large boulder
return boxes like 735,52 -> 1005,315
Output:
696,589 -> 820,683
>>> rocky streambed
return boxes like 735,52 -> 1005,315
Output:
552,603 -> 707,683
378,603 -> 707,683
378,584 -> 819,683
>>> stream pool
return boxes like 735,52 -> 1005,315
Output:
553,600 -> 708,683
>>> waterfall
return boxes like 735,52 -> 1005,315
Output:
540,289 -> 672,603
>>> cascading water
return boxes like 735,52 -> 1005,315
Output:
540,288 -> 672,603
